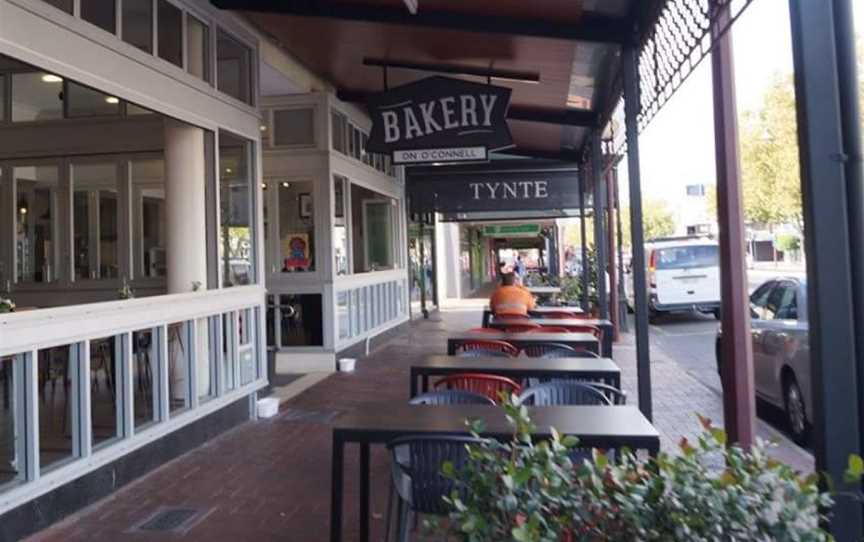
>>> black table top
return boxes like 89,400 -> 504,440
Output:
415,355 -> 620,373
333,403 -> 659,451
449,331 -> 598,344
489,318 -> 612,328
484,306 -> 585,314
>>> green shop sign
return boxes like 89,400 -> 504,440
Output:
482,224 -> 541,238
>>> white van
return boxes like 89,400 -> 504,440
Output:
626,238 -> 721,321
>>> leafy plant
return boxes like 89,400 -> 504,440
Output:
0,296 -> 15,314
438,400 -> 833,542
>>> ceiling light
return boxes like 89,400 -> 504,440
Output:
19,207 -> 28,215
41,74 -> 63,83
261,183 -> 267,189
259,125 -> 267,132
225,168 -> 233,174
281,181 -> 290,188
105,96 -> 120,104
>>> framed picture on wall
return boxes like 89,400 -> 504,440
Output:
299,193 -> 313,218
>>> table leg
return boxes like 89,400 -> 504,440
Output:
360,443 -> 370,542
330,435 -> 344,542
422,375 -> 429,394
447,340 -> 457,355
410,372 -> 417,398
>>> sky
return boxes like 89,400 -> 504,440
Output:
617,0 -> 864,209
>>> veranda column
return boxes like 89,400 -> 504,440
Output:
164,119 -> 209,400
592,130 -> 608,319
710,0 -> 755,448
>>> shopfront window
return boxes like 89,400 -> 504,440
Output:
273,108 -> 315,146
131,159 -> 166,279
334,176 -> 348,275
15,165 -> 60,284
186,15 -> 210,82
90,335 -> 123,448
157,0 -> 183,68
217,30 -> 252,105
0,354 -> 26,489
331,111 -> 347,153
81,0 -> 116,34
352,184 -> 396,273
11,72 -> 64,122
67,82 -> 121,118
40,0 -> 72,14
122,0 -> 153,53
278,180 -> 314,272
219,132 -> 255,287
39,343 -> 81,472
72,163 -> 120,280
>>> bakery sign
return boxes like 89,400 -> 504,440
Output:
365,76 -> 513,165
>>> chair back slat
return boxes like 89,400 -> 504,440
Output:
433,373 -> 521,403
518,382 -> 612,406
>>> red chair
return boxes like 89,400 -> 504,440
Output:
434,373 -> 522,403
467,327 -> 500,334
456,339 -> 519,357
526,326 -> 573,333
492,313 -> 530,321
501,322 -> 542,333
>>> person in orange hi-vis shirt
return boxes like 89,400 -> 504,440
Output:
490,269 -> 536,317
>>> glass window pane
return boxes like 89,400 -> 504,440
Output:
337,291 -> 349,340
331,111 -> 346,153
352,184 -> 395,272
132,159 -> 166,278
40,0 -> 73,13
168,322 -> 190,414
186,15 -> 210,81
279,180 -> 315,272
72,163 -> 119,280
81,0 -> 116,33
127,103 -> 154,116
217,30 -> 252,104
90,336 -> 122,447
197,317 -> 215,402
222,312 -> 237,392
122,0 -> 153,53
67,82 -> 121,118
0,75 -> 5,122
132,329 -> 158,430
12,73 -> 63,122
279,294 -> 323,347
157,0 -> 183,67
0,354 -> 27,489
39,344 -> 80,472
273,109 -> 315,146
334,176 -> 348,276
15,165 -> 60,283
219,132 -> 254,286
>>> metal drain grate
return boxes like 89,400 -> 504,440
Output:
279,408 -> 340,424
135,507 -> 202,533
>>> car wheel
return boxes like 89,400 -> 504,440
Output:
783,374 -> 808,444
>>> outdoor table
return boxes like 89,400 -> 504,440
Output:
526,286 -> 562,296
481,305 -> 585,327
410,355 -> 622,397
487,318 -> 614,357
447,330 -> 599,356
329,403 -> 660,542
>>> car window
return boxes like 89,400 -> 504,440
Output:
749,281 -> 775,319
764,285 -> 787,320
655,245 -> 718,270
773,282 -> 798,320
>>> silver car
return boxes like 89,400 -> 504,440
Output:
716,277 -> 811,443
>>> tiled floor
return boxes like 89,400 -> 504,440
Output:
27,304 -> 812,541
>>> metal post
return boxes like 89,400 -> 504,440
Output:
606,168 -> 619,340
710,0 -> 755,448
622,43 -> 652,421
579,168 -> 590,311
789,0 -> 863,538
419,220 -> 429,319
614,167 -> 629,333
592,130 -> 608,320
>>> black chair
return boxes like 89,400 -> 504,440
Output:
517,382 -> 611,406
522,342 -> 577,358
385,435 -> 483,541
409,390 -> 495,406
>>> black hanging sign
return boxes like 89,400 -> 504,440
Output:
365,76 -> 513,164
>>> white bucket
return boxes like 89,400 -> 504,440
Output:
257,397 -> 279,419
338,358 -> 357,372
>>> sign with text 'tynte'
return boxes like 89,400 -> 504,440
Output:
366,76 -> 512,164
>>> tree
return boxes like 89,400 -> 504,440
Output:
619,198 -> 676,247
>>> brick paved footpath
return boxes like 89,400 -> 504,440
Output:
28,307 -> 812,542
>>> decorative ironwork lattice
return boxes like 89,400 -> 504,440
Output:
608,0 -> 757,154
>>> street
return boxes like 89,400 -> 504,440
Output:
646,265 -> 808,443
